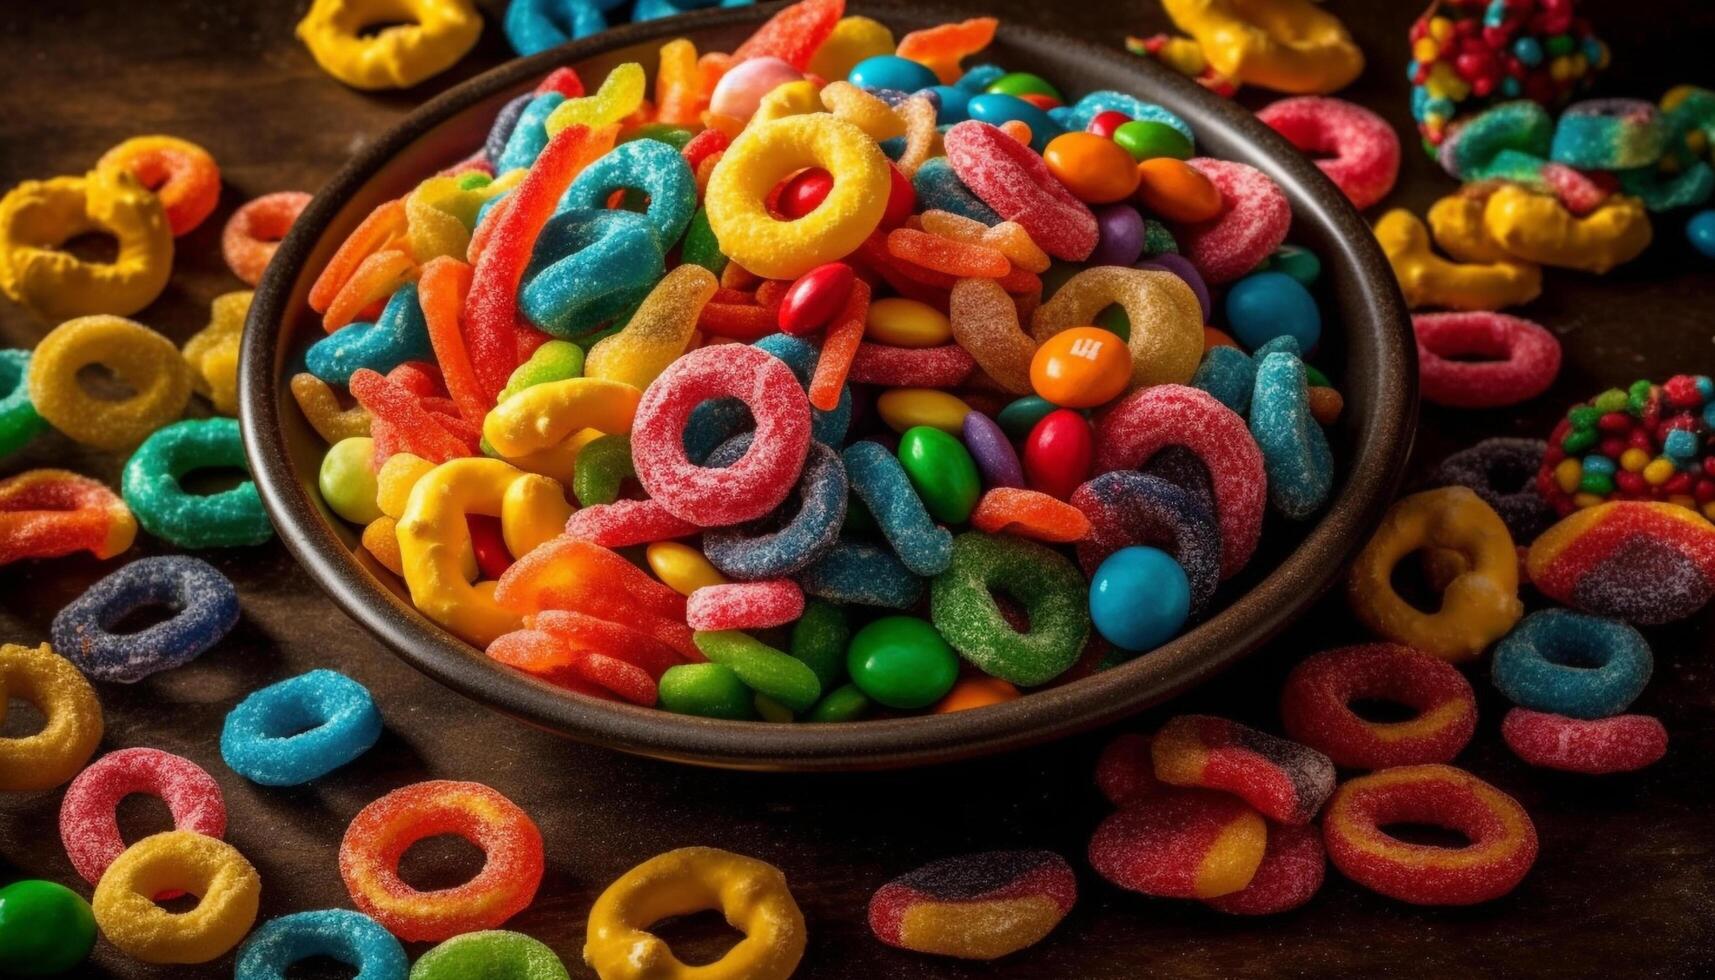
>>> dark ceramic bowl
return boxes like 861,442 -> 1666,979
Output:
240,3 -> 1416,771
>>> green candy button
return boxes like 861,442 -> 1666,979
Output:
847,616 -> 959,710
985,71 -> 1061,101
1113,119 -> 1194,161
0,880 -> 96,976
898,426 -> 981,524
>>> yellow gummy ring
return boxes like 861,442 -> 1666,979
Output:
27,315 -> 192,451
1374,209 -> 1541,312
1481,185 -> 1653,275
705,114 -> 890,280
0,172 -> 172,320
295,0 -> 483,90
92,831 -> 261,965
584,847 -> 806,980
181,291 -> 253,415
0,642 -> 103,792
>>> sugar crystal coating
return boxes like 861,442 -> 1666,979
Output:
868,850 -> 1076,960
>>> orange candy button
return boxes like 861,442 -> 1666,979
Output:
933,676 -> 1021,713
1042,132 -> 1142,204
1029,326 -> 1132,408
1135,158 -> 1223,224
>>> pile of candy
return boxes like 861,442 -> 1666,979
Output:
290,0 -> 1348,723
1539,374 -> 1715,517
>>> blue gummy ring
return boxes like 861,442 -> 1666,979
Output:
705,437 -> 847,580
233,908 -> 406,980
1249,351 -> 1333,522
503,0 -> 611,57
560,139 -> 698,247
483,92 -> 535,170
496,92 -> 568,173
122,417 -> 275,549
797,538 -> 924,610
221,669 -> 382,786
841,440 -> 954,578
1491,609 -> 1653,720
519,209 -> 663,338
51,555 -> 240,683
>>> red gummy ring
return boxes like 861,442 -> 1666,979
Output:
59,747 -> 226,891
339,779 -> 544,941
1088,787 -> 1267,899
1255,97 -> 1401,210
222,191 -> 312,287
1203,822 -> 1326,916
1413,312 -> 1562,409
0,469 -> 137,566
1094,733 -> 1160,807
1178,158 -> 1291,284
1322,764 -> 1537,906
1280,644 -> 1478,770
845,342 -> 976,387
943,120 -> 1098,261
631,344 -> 812,527
1094,384 -> 1266,579
1500,707 -> 1668,774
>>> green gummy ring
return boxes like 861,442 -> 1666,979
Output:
409,930 -> 570,980
0,349 -> 48,457
122,417 -> 274,548
930,531 -> 1091,687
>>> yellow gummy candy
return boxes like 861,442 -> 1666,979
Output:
1426,189 -> 1512,263
181,291 -> 252,415
1481,185 -> 1652,275
1162,0 -> 1364,95
585,264 -> 717,390
482,377 -> 641,460
1374,209 -> 1542,311
820,81 -> 906,142
752,80 -> 825,127
405,170 -> 520,263
546,62 -> 646,136
1029,267 -> 1205,390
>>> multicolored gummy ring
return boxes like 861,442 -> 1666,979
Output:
1280,643 -> 1478,770
868,850 -> 1076,960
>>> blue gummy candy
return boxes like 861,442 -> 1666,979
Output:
221,669 -> 383,786
797,538 -> 925,609
1550,98 -> 1667,171
484,92 -> 535,171
51,556 -> 240,684
521,208 -> 663,338
504,0 -> 609,55
1058,91 -> 1193,142
705,437 -> 847,580
841,441 -> 953,577
913,157 -> 1001,225
1619,160 -> 1715,212
496,92 -> 567,173
1190,345 -> 1256,416
1491,609 -> 1652,719
234,909 -> 406,980
1249,352 -> 1332,521
305,283 -> 433,385
560,139 -> 697,247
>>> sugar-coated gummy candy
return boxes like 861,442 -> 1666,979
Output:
0,172 -> 173,320
339,780 -> 544,942
1322,764 -> 1537,906
943,121 -> 1097,261
0,349 -> 47,456
235,908 -> 408,980
704,438 -> 846,579
1177,158 -> 1291,284
220,669 -> 383,786
122,417 -> 275,548
930,531 -> 1089,686
1135,251 -> 1211,321
693,629 -> 822,712
1490,609 -> 1652,720
410,929 -> 570,980
842,440 -> 953,577
1500,707 -> 1668,775
848,342 -> 976,388
291,372 -> 373,443
0,469 -> 137,566
95,133 -> 219,236
970,487 -> 1091,543
1413,312 -> 1561,408
1525,501 -> 1715,624
1057,91 -> 1193,141
181,291 -> 251,416
1095,733 -> 1160,807
307,280 -> 433,385
584,264 -> 716,390
1088,787 -> 1266,899
1203,822 -> 1326,916
789,598 -> 849,690
912,157 -> 1002,225
798,537 -> 925,609
1280,643 -> 1476,770
520,208 -> 664,339
563,137 -> 697,246
26,314 -> 191,451
504,0 -> 609,54
1429,438 -> 1556,543
90,830 -> 260,964
1153,714 -> 1336,825
868,850 -> 1076,960
0,643 -> 103,792
1255,97 -> 1399,209
498,92 -> 567,172
59,747 -> 226,891
1551,99 -> 1667,170
51,556 -> 240,684
223,191 -> 311,287
1249,351 -> 1333,520
1190,345 -> 1256,415
687,579 -> 805,632
0,880 -> 96,976
571,433 -> 633,506
295,0 -> 481,90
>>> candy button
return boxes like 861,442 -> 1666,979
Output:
645,541 -> 729,597
1134,158 -> 1223,224
1043,133 -> 1142,204
0,880 -> 96,976
1225,271 -> 1322,351
1029,326 -> 1132,408
877,388 -> 971,433
898,426 -> 981,524
847,616 -> 960,709
1113,119 -> 1194,161
848,54 -> 939,93
1089,546 -> 1191,652
318,436 -> 382,526
1023,408 -> 1093,500
779,262 -> 856,336
867,297 -> 953,347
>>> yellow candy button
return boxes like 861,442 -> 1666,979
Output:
877,388 -> 971,434
646,542 -> 729,596
865,297 -> 952,348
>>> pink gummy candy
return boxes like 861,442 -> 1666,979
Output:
943,121 -> 1098,261
1178,158 -> 1291,284
564,498 -> 701,547
59,747 -> 227,891
1255,97 -> 1400,210
686,579 -> 806,631
846,342 -> 976,387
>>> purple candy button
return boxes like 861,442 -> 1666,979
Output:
1086,204 -> 1146,267
962,411 -> 1025,489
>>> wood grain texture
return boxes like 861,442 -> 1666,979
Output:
2,1 -> 1713,977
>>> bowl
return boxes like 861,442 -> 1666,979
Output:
240,3 -> 1416,771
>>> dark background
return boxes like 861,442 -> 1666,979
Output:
2,1 -> 1713,977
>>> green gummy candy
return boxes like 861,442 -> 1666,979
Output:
0,349 -> 48,457
692,630 -> 822,712
930,532 -> 1091,687
571,433 -> 635,507
409,930 -> 570,980
790,599 -> 850,690
657,662 -> 757,720
680,206 -> 727,275
499,339 -> 584,402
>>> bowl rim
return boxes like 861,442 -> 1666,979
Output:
240,2 -> 1417,771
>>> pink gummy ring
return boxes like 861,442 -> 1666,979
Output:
1255,97 -> 1401,210
1280,643 -> 1477,770
222,191 -> 312,286
1500,707 -> 1668,774
1413,312 -> 1562,408
631,344 -> 812,527
58,747 -> 227,890
943,120 -> 1098,261
1178,158 -> 1291,284
1094,384 -> 1266,578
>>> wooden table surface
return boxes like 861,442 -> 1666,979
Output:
3,1 -> 1714,977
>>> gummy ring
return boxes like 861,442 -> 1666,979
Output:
631,344 -> 812,527
560,138 -> 698,246
1178,158 -> 1291,284
92,830 -> 261,964
1095,384 -> 1268,579
1346,487 -> 1523,662
504,0 -> 608,55
584,846 -> 806,980
338,780 -> 545,942
1161,0 -> 1364,94
0,642 -> 102,792
58,747 -> 227,890
1255,97 -> 1399,210
1429,438 -> 1555,543
705,113 -> 891,280
0,469 -> 137,566
1500,708 -> 1669,775
704,437 -> 846,579
396,458 -> 572,645
1280,643 -> 1477,769
1412,312 -> 1560,409
1490,609 -> 1652,720
1523,501 -> 1715,623
25,314 -> 192,451
51,555 -> 241,684
518,209 -> 665,339
1482,184 -> 1652,275
220,669 -> 382,786
0,349 -> 47,456
122,418 -> 274,549
930,531 -> 1090,687
222,192 -> 311,287
182,291 -> 252,416
1373,209 -> 1541,311
411,930 -> 569,980
94,135 -> 221,237
294,0 -> 483,91
943,120 -> 1097,261
1030,267 -> 1205,390
1322,764 -> 1537,906
233,908 -> 408,980
0,173 -> 172,319
1550,99 -> 1667,170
